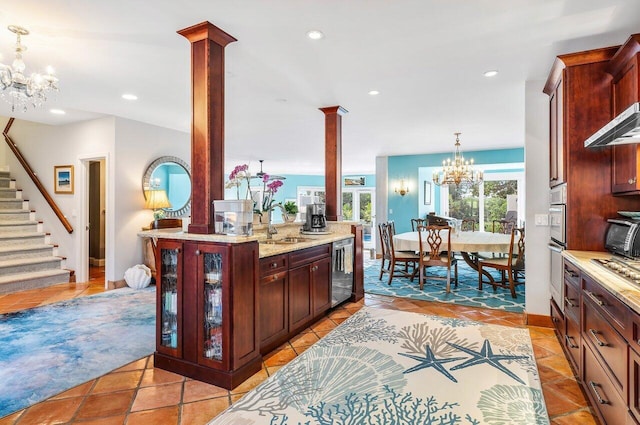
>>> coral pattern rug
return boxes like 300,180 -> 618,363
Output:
209,307 -> 548,424
0,287 -> 155,418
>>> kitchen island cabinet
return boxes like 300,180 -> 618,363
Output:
140,223 -> 363,388
154,238 -> 260,390
258,254 -> 289,349
260,243 -> 333,354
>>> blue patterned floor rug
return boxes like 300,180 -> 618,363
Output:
209,306 -> 549,424
0,287 -> 155,418
364,257 -> 525,312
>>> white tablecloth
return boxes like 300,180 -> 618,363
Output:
393,231 -> 511,253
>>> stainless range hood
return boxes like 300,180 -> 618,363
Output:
584,102 -> 640,148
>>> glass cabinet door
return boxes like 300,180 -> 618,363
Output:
201,246 -> 224,363
158,241 -> 182,354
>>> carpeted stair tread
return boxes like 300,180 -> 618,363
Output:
0,268 -> 70,286
0,220 -> 37,225
0,256 -> 61,270
0,209 -> 29,213
0,244 -> 53,254
0,231 -> 46,240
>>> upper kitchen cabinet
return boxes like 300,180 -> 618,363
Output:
544,48 -> 617,189
608,35 -> 640,194
544,47 -> 628,250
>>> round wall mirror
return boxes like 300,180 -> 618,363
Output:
142,156 -> 191,218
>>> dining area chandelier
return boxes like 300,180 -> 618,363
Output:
0,25 -> 59,112
432,132 -> 483,187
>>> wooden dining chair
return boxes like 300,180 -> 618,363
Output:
414,224 -> 458,292
478,227 -> 525,298
461,218 -> 476,232
410,218 -> 426,231
378,222 -> 419,285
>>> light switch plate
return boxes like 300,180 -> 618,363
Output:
534,214 -> 549,226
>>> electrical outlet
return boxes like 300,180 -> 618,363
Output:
534,214 -> 549,226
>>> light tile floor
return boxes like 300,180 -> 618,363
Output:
0,267 -> 599,425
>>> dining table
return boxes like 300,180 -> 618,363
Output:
393,230 -> 513,281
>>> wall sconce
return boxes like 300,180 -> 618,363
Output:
395,179 -> 409,196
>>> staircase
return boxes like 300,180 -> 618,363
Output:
0,170 -> 70,294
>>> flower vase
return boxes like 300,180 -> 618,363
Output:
253,212 -> 262,225
261,210 -> 271,225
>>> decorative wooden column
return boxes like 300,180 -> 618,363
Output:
319,106 -> 348,221
178,22 -> 237,234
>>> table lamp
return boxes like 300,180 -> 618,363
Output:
144,189 -> 172,228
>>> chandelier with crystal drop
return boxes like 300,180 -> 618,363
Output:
0,25 -> 59,112
432,132 -> 483,187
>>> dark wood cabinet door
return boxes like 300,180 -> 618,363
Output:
549,81 -> 564,187
289,264 -> 313,332
630,347 -> 640,423
612,54 -> 640,193
192,243 -> 231,371
583,342 -> 627,425
312,256 -> 332,316
259,271 -> 288,348
156,240 -> 184,358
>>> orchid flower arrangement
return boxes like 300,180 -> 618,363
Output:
260,174 -> 284,213
225,164 -> 251,199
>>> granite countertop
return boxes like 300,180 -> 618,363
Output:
138,227 -> 354,259
563,250 -> 640,315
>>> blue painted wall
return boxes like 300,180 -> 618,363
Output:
388,148 -> 524,233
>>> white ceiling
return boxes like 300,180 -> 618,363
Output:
0,0 -> 639,175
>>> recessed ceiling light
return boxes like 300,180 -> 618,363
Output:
483,70 -> 498,77
49,109 -> 65,115
368,90 -> 380,96
122,93 -> 138,100
306,30 -> 324,40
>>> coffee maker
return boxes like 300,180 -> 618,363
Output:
303,203 -> 327,233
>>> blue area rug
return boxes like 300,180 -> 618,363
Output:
364,257 -> 525,312
209,307 -> 548,424
0,287 -> 155,418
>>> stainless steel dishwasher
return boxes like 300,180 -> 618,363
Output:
332,238 -> 354,307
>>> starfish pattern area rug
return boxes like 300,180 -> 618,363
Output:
209,306 -> 549,425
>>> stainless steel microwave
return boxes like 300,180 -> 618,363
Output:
605,218 -> 640,258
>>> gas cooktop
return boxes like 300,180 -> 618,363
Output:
591,256 -> 640,286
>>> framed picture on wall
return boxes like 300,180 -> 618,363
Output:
54,165 -> 74,194
424,181 -> 431,205
344,176 -> 365,186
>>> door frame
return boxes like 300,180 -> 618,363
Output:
77,153 -> 109,286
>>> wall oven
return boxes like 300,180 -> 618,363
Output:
548,183 -> 566,312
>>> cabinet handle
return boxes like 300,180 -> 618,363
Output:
271,262 -> 278,269
629,177 -> 637,185
195,249 -> 201,256
564,297 -> 577,308
175,248 -> 181,254
584,290 -> 605,307
311,265 -> 318,272
565,270 -> 579,278
589,329 -> 608,347
565,334 -> 579,349
588,381 -> 609,405
552,316 -> 558,323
